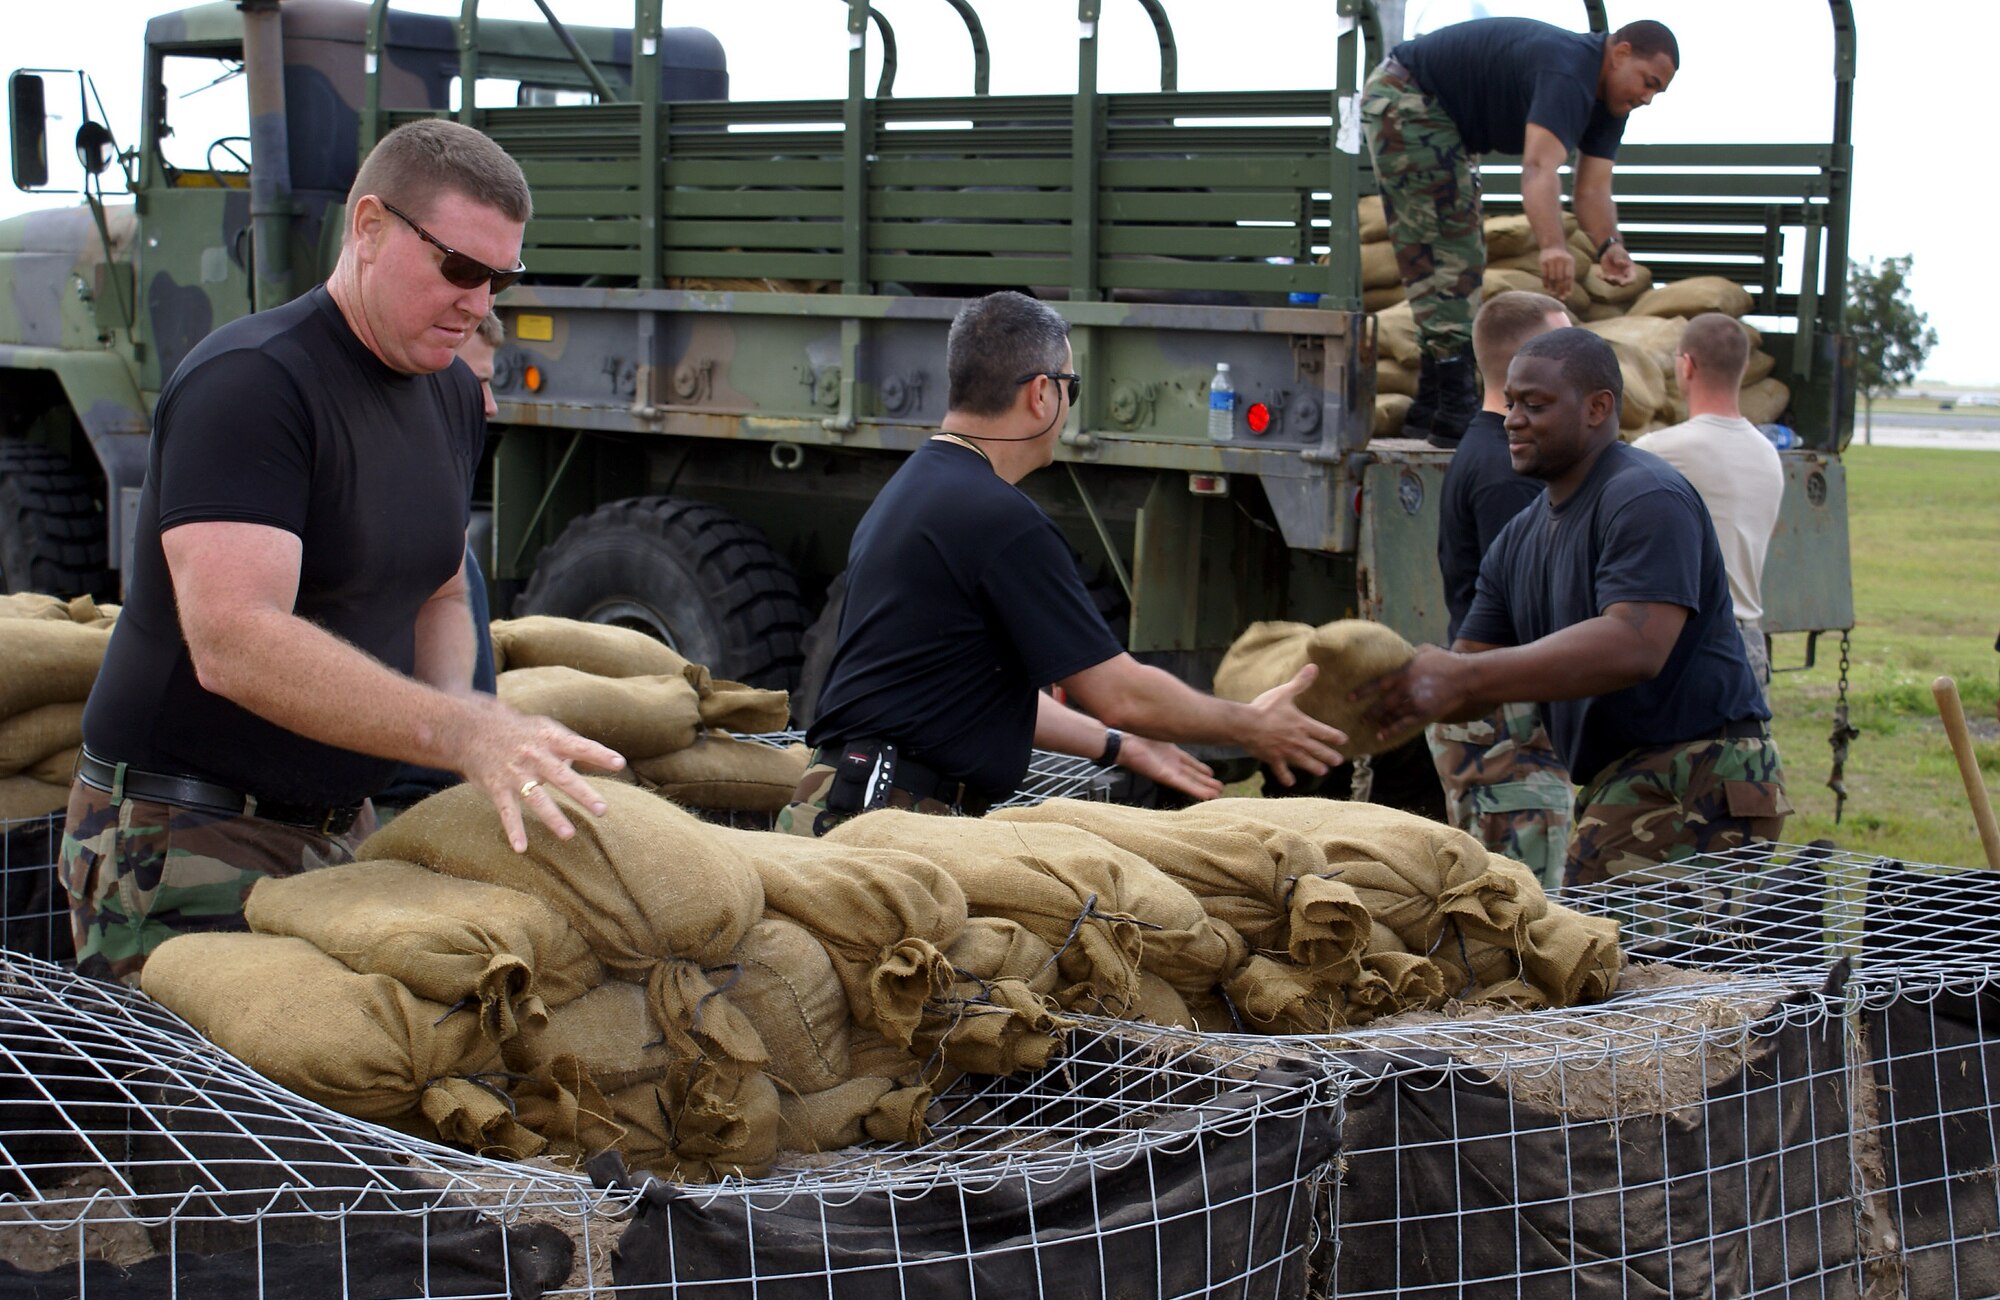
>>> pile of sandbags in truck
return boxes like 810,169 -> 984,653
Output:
140,762 -> 1621,1182
0,594 -> 117,820
1358,197 -> 1786,441
488,615 -> 807,813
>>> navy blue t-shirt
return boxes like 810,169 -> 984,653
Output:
1395,17 -> 1627,159
807,440 -> 1124,796
84,285 -> 483,806
1438,410 -> 1544,643
1457,442 -> 1765,780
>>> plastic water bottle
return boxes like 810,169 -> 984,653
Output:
1758,422 -> 1797,450
1208,363 -> 1236,442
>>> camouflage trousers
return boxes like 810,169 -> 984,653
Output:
1739,619 -> 1771,689
1566,725 -> 1793,889
1361,63 -> 1485,357
776,761 -> 957,839
1425,701 -> 1574,891
60,781 -> 376,985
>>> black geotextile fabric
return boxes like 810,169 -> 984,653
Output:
1323,977 -> 1863,1299
0,817 -> 70,965
0,1222 -> 572,1299
1862,864 -> 2000,1295
603,1063 -> 1333,1299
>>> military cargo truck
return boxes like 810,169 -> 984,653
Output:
2,0 -> 1856,730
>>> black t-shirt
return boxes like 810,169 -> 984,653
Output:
1457,442 -> 1765,781
1438,410 -> 1544,643
806,441 -> 1125,795
1395,17 -> 1626,158
84,285 -> 483,806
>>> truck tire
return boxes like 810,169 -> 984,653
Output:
517,496 -> 808,692
0,439 -> 108,598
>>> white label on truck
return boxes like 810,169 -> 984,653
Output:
1336,94 -> 1362,155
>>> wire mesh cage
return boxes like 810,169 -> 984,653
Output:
0,813 -> 68,968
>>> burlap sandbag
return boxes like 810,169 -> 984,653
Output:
27,746 -> 78,786
359,778 -> 762,977
0,593 -> 115,626
1130,971 -> 1197,1029
1373,394 -> 1412,439
0,702 -> 83,777
1742,349 -> 1776,386
1483,267 -> 1587,317
917,976 -> 1065,1076
358,779 -> 767,1068
1363,284 -> 1407,312
1203,798 -> 1545,960
825,810 -> 1146,1015
497,666 -> 702,760
1741,377 -> 1791,425
607,1062 -> 782,1181
1358,195 -> 1388,243
1358,921 -> 1448,1014
722,917 -> 851,1095
682,663 -> 791,734
507,1055 -> 625,1161
140,933 -> 541,1157
1628,275 -> 1753,320
715,826 -> 967,1047
1374,301 -> 1420,367
502,976 -> 759,1101
1375,360 -> 1417,399
1515,903 -> 1622,1005
1482,214 -> 1536,259
0,621 -> 109,720
1487,247 -> 1587,283
244,859 -> 602,1043
778,1076 -> 931,1153
1584,314 -> 1685,374
0,776 -> 69,821
945,916 -> 1061,997
1361,240 -> 1401,291
994,798 -> 1362,975
1581,299 -> 1627,323
1583,261 -> 1653,305
1212,620 -> 1419,758
1221,954 -> 1335,1034
631,735 -> 809,812
1605,339 -> 1666,432
488,615 -> 692,678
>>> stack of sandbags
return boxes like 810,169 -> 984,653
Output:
1357,195 -> 1783,440
488,615 -> 805,812
0,595 -> 117,820
1212,619 -> 1421,758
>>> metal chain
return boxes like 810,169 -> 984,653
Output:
1825,629 -> 1859,824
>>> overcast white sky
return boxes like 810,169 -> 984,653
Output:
4,0 -> 1989,382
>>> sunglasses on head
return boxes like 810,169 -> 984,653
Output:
381,200 -> 526,294
1016,371 -> 1081,405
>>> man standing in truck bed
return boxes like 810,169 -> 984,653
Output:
62,121 -> 620,982
782,291 -> 1346,837
1362,16 -> 1678,446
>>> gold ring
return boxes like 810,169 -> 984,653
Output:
519,779 -> 541,799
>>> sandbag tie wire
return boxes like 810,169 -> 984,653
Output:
1034,893 -> 1159,981
424,1069 -> 537,1118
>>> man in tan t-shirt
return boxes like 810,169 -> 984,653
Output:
1634,313 -> 1784,686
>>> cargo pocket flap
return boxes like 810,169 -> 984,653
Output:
1724,780 -> 1793,820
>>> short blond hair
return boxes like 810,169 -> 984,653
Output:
1473,291 -> 1572,385
349,119 -> 531,224
1678,312 -> 1750,385
474,313 -> 506,347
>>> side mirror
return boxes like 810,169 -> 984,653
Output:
9,72 -> 49,190
74,119 -> 115,176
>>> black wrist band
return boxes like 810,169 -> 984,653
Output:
1594,233 -> 1623,261
1098,728 -> 1123,766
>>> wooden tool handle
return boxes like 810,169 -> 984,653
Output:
1933,676 -> 2000,872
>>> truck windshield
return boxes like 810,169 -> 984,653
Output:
156,53 -> 250,182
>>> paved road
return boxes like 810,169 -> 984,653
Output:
1852,411 -> 2000,451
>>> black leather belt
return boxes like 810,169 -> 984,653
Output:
77,750 -> 364,836
813,741 -> 998,817
1720,717 -> 1768,741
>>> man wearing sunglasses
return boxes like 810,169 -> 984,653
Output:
66,120 -> 620,982
785,291 -> 1346,838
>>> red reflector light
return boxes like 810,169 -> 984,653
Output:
1246,402 -> 1272,435
1188,474 -> 1229,496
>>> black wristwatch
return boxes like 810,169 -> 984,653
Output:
1594,233 -> 1624,261
1097,728 -> 1124,766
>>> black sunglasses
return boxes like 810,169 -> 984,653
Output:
381,200 -> 526,293
1016,371 -> 1081,405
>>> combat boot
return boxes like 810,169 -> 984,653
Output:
1427,345 -> 1481,448
1401,351 -> 1440,440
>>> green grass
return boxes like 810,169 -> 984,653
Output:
1766,445 -> 2000,867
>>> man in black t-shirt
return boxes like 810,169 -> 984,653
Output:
1361,17 -> 1677,446
786,292 -> 1346,837
1361,328 -> 1789,886
1426,291 -> 1574,889
65,122 -> 621,982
